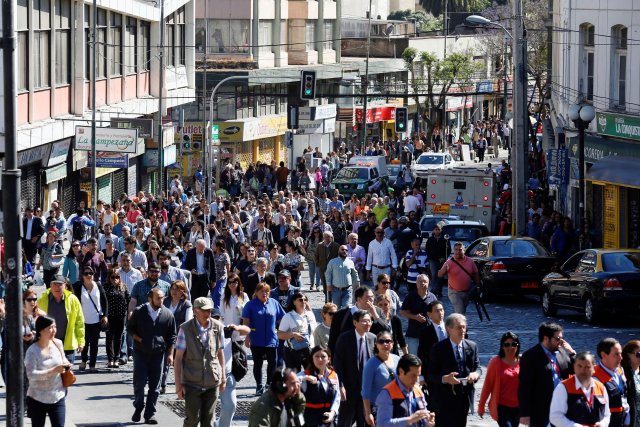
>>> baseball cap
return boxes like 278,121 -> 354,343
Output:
193,297 -> 214,310
51,274 -> 66,284
277,269 -> 291,278
398,216 -> 409,223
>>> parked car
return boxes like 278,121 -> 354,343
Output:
465,236 -> 556,296
412,153 -> 456,178
438,220 -> 489,252
541,249 -> 640,323
419,214 -> 460,240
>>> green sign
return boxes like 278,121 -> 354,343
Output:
567,133 -> 640,163
211,124 -> 219,141
596,111 -> 640,142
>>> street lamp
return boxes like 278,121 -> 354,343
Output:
568,101 -> 596,230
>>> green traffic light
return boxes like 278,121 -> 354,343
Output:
305,89 -> 312,95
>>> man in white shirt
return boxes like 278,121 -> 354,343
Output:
98,223 -> 120,251
403,192 -> 421,216
365,227 -> 398,282
549,351 -> 611,427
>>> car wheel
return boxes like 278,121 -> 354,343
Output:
584,296 -> 600,324
542,290 -> 557,317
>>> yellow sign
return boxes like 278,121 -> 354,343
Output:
216,114 -> 287,143
432,204 -> 451,214
603,184 -> 620,249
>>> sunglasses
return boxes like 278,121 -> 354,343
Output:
72,244 -> 80,247
297,298 -> 308,302
635,351 -> 640,358
503,342 -> 519,348
381,281 -> 390,284
83,272 -> 93,276
377,339 -> 393,344
326,312 -> 336,316
25,298 -> 38,302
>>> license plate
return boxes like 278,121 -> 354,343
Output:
432,205 -> 450,214
521,282 -> 539,289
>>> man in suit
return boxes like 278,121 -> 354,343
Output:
244,257 -> 276,297
315,231 -> 340,299
22,206 -> 45,264
518,322 -> 576,427
428,313 -> 481,427
333,309 -> 376,427
183,239 -> 217,302
250,217 -> 274,246
328,286 -> 388,356
417,300 -> 447,407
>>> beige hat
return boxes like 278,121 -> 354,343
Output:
193,297 -> 214,310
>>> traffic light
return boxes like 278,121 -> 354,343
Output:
395,107 -> 408,133
300,70 -> 316,100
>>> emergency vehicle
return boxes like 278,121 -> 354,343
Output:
329,156 -> 388,197
424,169 -> 496,226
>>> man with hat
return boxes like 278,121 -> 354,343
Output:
38,274 -> 85,363
174,297 -> 227,427
128,287 -> 176,424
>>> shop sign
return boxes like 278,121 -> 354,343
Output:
299,104 -> 337,121
216,115 -> 288,143
355,106 -> 396,124
18,144 -> 51,167
143,145 -> 177,167
596,111 -> 640,142
324,118 -> 336,133
476,81 -> 493,93
44,163 -> 68,183
547,149 -> 569,187
298,120 -> 325,135
602,184 -> 620,249
92,152 -> 129,168
46,138 -> 71,167
567,134 -> 640,163
75,126 -> 138,153
110,118 -> 154,138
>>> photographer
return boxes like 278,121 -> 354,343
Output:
437,242 -> 480,315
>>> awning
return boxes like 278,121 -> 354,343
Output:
587,156 -> 640,189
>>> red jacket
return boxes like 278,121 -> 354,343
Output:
478,356 -> 520,421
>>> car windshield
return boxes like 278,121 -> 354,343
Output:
443,226 -> 486,241
416,155 -> 444,165
336,168 -> 368,180
421,218 -> 442,231
492,240 -> 548,257
389,166 -> 401,176
602,252 -> 640,272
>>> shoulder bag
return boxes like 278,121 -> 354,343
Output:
85,285 -> 109,332
450,258 -> 482,302
54,341 -> 76,387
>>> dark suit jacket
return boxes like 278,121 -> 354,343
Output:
518,344 -> 574,426
23,216 -> 45,241
328,306 -> 388,356
184,248 -> 217,283
624,363 -> 638,426
270,224 -> 289,243
428,338 -> 481,412
250,228 -> 274,246
244,271 -> 276,298
417,321 -> 444,378
333,330 -> 376,393
314,241 -> 340,271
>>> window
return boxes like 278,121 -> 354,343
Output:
176,7 -> 185,65
17,0 -> 28,91
611,26 -> 627,108
139,21 -> 150,71
305,22 -> 315,51
580,24 -> 595,101
54,0 -> 70,85
96,9 -> 107,78
124,17 -> 137,74
208,20 -> 250,53
109,13 -> 123,76
33,0 -> 51,88
165,13 -> 175,66
324,21 -> 333,50
259,21 -> 272,54
195,19 -> 205,53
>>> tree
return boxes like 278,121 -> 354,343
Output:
388,9 -> 442,32
418,0 -> 503,17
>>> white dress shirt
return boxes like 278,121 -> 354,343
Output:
549,375 -> 610,427
365,238 -> 398,270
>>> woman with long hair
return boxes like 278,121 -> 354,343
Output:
235,245 -> 257,286
24,316 -> 71,427
150,225 -> 167,249
267,242 -> 284,274
39,230 -> 65,288
362,331 -> 401,426
161,280 -> 193,394
73,266 -> 108,372
478,331 -> 521,426
62,241 -> 81,284
304,228 -> 324,292
212,240 -> 232,307
374,274 -> 401,316
278,291 -> 317,372
283,241 -> 304,288
103,269 -> 129,369
298,346 -> 340,426
145,241 -> 161,266
188,220 -> 210,248
622,340 -> 640,427
375,294 -> 407,356
220,273 -> 249,342
311,303 -> 337,350
327,210 -> 347,246
171,226 -> 185,248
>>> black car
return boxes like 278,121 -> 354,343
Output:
465,236 -> 556,296
541,249 -> 640,323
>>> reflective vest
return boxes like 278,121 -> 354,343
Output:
562,377 -> 607,426
382,379 -> 427,427
594,364 -> 627,426
302,369 -> 339,426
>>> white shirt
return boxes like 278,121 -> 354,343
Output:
549,376 -> 611,427
147,303 -> 161,322
355,330 -> 370,361
220,293 -> 249,342
403,194 -> 421,214
119,267 -> 144,293
278,310 -> 318,348
80,283 -> 102,324
365,238 -> 398,270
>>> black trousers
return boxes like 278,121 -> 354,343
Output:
106,316 -> 126,362
250,346 -> 277,389
81,323 -> 101,367
23,238 -> 38,265
191,274 -> 210,302
337,394 -> 365,427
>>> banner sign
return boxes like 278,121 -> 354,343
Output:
596,111 -> 640,142
92,152 -> 129,168
75,126 -> 138,153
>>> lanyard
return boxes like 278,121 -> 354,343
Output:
580,386 -> 594,408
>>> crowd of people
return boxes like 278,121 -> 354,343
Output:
0,134 -> 631,427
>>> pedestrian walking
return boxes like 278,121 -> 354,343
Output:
437,242 -> 480,315
325,245 -> 360,309
248,368 -> 306,427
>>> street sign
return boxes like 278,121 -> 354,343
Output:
211,124 -> 220,146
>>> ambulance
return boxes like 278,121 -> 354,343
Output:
424,169 -> 496,226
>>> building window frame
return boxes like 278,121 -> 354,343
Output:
305,21 -> 315,51
611,25 -> 627,109
54,0 -> 70,85
580,23 -> 595,102
109,12 -> 123,76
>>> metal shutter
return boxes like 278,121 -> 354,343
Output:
112,169 -> 126,204
60,171 -> 80,213
20,165 -> 42,210
97,175 -> 111,204
127,161 -> 138,197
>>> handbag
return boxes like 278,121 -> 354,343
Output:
85,285 -> 108,332
450,258 -> 482,302
55,341 -> 76,387
231,340 -> 248,382
288,314 -> 312,351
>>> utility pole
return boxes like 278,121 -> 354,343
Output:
360,0 -> 373,154
91,0 -> 97,234
156,0 -> 165,195
502,36 -> 508,120
441,0 -> 448,152
2,0 -> 25,422
202,0 -> 208,196
512,0 -> 528,236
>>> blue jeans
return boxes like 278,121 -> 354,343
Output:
215,373 -> 237,427
210,278 -> 226,308
64,350 -> 76,365
132,351 -> 165,419
331,287 -> 352,309
121,319 -> 133,358
27,396 -> 65,427
308,261 -> 321,287
406,337 -> 420,356
370,266 -> 392,284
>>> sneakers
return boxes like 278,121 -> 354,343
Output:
79,362 -> 87,371
118,357 -> 127,365
255,385 -> 265,395
132,408 -> 142,423
145,417 -> 158,425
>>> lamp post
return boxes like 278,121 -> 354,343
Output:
568,102 -> 596,231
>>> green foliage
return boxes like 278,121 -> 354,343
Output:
388,9 -> 442,31
418,0 -> 505,17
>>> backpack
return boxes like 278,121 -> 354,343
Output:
72,218 -> 85,241
231,340 -> 249,381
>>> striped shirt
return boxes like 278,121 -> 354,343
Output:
405,249 -> 428,284
118,267 -> 144,293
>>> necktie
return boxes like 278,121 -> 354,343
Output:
359,337 -> 366,371
456,345 -> 465,374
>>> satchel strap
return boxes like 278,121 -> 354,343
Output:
450,258 -> 475,281
84,284 -> 103,317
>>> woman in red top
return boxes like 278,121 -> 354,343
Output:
478,331 -> 521,427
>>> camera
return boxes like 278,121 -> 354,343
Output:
223,326 -> 233,339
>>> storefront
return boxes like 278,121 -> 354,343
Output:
291,104 -> 337,164
354,104 -> 406,143
18,144 -> 51,210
